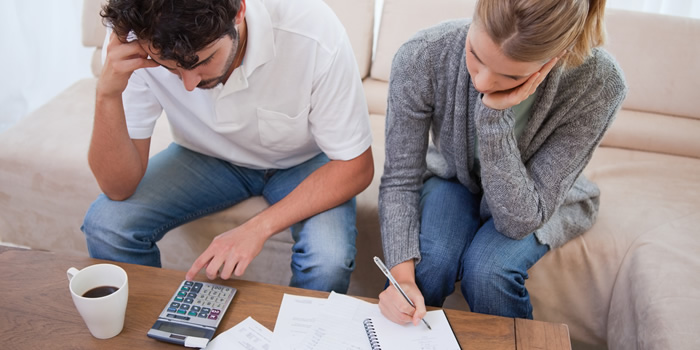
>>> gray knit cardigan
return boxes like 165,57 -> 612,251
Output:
379,19 -> 628,270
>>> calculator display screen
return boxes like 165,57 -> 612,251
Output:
155,322 -> 209,338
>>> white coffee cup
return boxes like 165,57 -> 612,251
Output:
67,264 -> 129,339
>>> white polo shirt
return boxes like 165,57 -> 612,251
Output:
120,0 -> 372,169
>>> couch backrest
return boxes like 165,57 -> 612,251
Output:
81,0 -> 375,79
363,0 -> 476,115
600,9 -> 700,159
82,0 -> 107,77
371,0 -> 477,83
323,0 -> 375,79
604,9 -> 700,120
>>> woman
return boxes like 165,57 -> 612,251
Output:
378,0 -> 627,325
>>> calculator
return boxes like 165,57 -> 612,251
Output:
147,280 -> 237,347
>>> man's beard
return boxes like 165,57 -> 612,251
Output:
197,30 -> 240,89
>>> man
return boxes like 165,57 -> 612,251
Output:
82,0 -> 374,293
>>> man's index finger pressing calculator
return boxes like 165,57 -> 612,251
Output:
147,280 -> 237,347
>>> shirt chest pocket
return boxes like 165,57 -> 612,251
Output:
257,105 -> 311,151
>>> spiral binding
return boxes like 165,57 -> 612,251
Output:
363,318 -> 382,350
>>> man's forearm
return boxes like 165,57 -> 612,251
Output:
88,93 -> 150,200
246,147 -> 374,239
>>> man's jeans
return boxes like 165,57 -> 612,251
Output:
82,143 -> 357,293
415,176 -> 549,319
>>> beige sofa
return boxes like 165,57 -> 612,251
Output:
1,0 -> 699,349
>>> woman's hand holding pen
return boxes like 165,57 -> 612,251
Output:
377,260 -> 427,326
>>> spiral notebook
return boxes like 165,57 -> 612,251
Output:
362,309 -> 461,350
280,292 -> 461,350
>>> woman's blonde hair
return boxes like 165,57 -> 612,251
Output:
473,0 -> 607,67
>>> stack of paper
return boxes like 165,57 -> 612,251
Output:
203,292 -> 460,350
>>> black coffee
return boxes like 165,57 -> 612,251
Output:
82,286 -> 119,298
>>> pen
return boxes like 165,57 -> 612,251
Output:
373,256 -> 432,330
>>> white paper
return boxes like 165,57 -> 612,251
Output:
292,292 -> 460,350
362,309 -> 461,350
293,292 -> 374,350
204,316 -> 273,350
185,336 -> 209,348
269,294 -> 327,349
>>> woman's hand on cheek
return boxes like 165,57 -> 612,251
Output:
481,54 -> 563,110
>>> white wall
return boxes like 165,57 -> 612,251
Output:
607,0 -> 700,18
0,0 -> 93,133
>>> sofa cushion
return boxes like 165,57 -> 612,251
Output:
605,9 -> 700,121
527,147 -> 700,345
607,224 -> 700,350
601,109 -> 700,159
363,78 -> 389,117
371,0 -> 477,83
602,9 -> 700,161
322,0 -> 375,78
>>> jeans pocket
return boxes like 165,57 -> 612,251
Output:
256,104 -> 311,151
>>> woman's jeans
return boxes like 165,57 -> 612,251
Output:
82,143 -> 357,293
415,176 -> 549,319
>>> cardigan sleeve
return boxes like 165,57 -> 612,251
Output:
379,38 -> 435,270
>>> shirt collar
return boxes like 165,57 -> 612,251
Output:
219,0 -> 275,95
241,0 -> 275,77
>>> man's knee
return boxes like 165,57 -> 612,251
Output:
82,195 -> 120,238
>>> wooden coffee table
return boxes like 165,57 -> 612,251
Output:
0,246 -> 570,349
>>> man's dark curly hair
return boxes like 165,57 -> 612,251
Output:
102,0 -> 242,69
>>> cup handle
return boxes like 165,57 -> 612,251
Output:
67,267 -> 80,281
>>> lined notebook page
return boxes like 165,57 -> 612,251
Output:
363,309 -> 461,350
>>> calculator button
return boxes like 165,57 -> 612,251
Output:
211,309 -> 221,315
167,313 -> 191,321
187,292 -> 197,298
192,306 -> 201,312
177,291 -> 187,297
170,302 -> 180,308
188,311 -> 198,316
192,283 -> 203,293
177,309 -> 187,315
208,314 -> 218,320
179,304 -> 190,310
167,307 -> 177,313
181,286 -> 190,292
185,298 -> 195,304
198,312 -> 208,318
175,297 -> 184,302
184,281 -> 194,286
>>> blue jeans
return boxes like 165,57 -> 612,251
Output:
82,143 -> 357,293
414,176 -> 549,319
